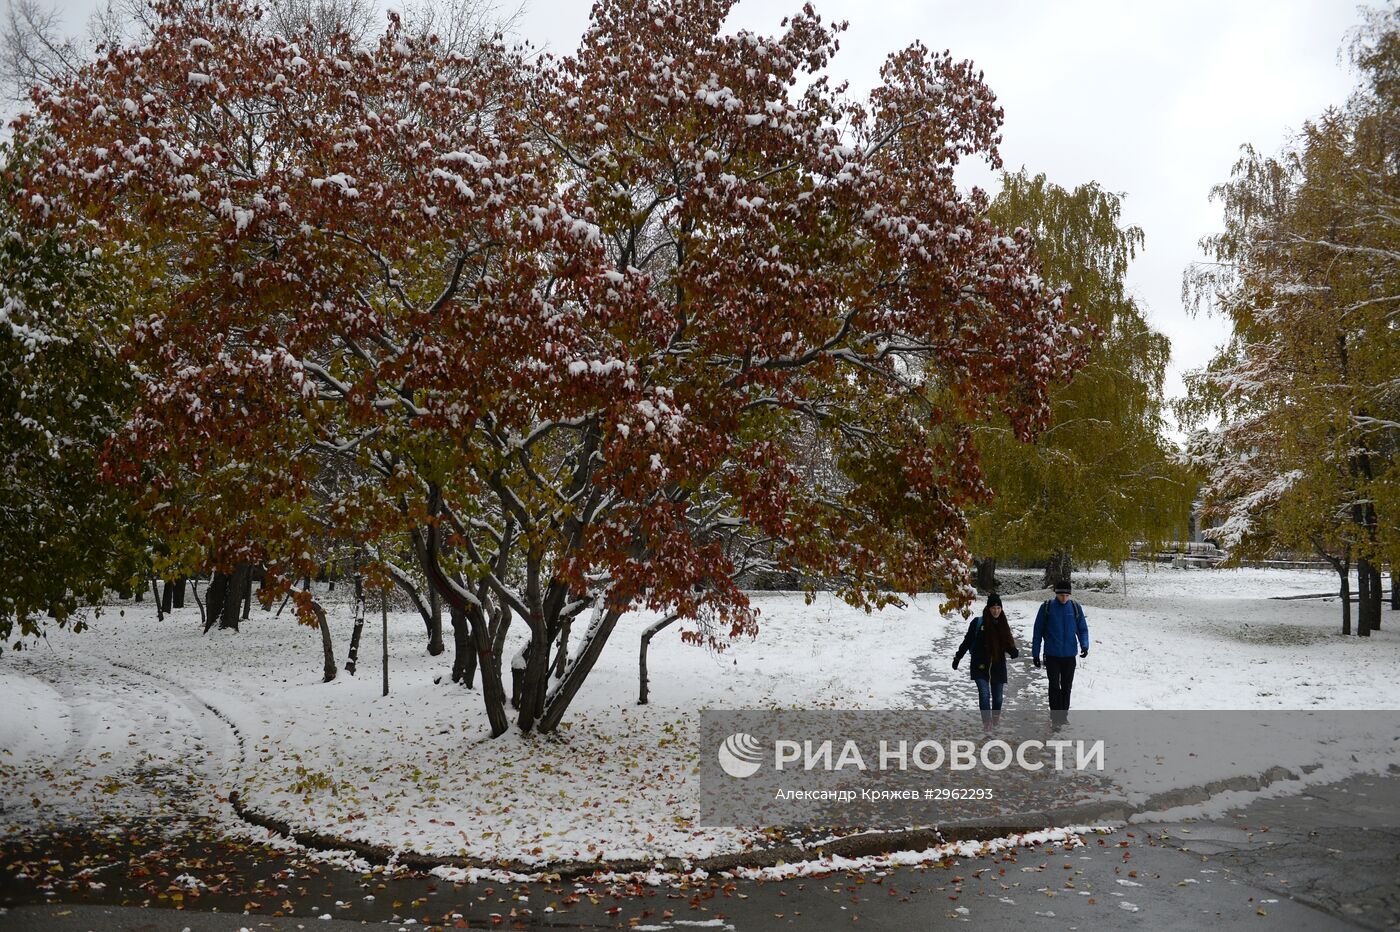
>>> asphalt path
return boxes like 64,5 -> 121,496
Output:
4,771 -> 1398,930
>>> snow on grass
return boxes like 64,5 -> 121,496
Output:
0,670 -> 70,766
0,649 -> 238,832
1,565 -> 1396,867
1,590 -> 946,863
1001,564 -> 1399,709
225,591 -> 944,864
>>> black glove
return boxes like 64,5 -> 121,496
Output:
1080,649 -> 1088,659
951,657 -> 959,670
1032,657 -> 1041,669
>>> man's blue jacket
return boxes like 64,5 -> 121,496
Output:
1032,598 -> 1089,659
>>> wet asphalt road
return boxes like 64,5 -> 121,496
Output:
3,770 -> 1398,931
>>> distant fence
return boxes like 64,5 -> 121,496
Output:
1234,559 -> 1335,571
1131,541 -> 1225,568
1130,540 -> 1340,572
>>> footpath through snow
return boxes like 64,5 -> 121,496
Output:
1,564 -> 1397,873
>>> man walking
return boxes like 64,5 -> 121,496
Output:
1032,580 -> 1089,728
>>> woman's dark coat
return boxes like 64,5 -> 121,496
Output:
952,611 -> 1020,684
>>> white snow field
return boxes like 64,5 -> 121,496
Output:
1,563 -> 1396,869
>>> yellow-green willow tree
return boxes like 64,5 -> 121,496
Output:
970,171 -> 1194,589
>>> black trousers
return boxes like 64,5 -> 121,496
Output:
1045,655 -> 1077,723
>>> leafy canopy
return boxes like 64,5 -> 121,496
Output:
971,170 -> 1191,571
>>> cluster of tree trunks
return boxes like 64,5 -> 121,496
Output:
160,577 -> 187,613
1041,551 -> 1074,589
202,563 -> 255,633
969,552 -> 1071,594
416,485 -> 614,737
974,557 -> 998,593
162,546 -> 462,687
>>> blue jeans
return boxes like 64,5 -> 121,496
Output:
974,678 -> 1004,727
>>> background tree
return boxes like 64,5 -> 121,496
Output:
969,171 -> 1193,589
1181,8 -> 1399,634
0,0 -> 87,102
1,0 -> 515,669
0,145 -> 149,652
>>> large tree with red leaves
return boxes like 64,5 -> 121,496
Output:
13,0 -> 1091,735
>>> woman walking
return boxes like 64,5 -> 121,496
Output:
952,593 -> 1020,731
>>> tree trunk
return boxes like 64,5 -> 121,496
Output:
470,603 -> 510,736
190,578 -> 205,629
538,604 -> 623,733
345,573 -> 366,674
160,579 -> 174,615
449,603 -> 475,687
1357,558 -> 1380,636
420,503 -> 510,736
1313,539 -> 1351,636
639,613 -> 680,705
553,618 -> 571,679
220,564 -> 247,631
241,566 -> 254,620
1391,566 -> 1399,611
1341,557 -> 1353,636
204,571 -> 229,633
389,569 -> 443,656
515,622 -> 552,732
510,644 -> 528,710
427,584 -> 444,656
1367,562 -> 1382,630
974,557 -> 998,593
308,601 -> 337,682
1358,560 -> 1370,637
1041,551 -> 1073,589
150,577 -> 165,621
173,577 -> 186,609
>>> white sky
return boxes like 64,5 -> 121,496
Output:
49,0 -> 1368,434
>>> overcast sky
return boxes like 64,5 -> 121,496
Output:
49,0 -> 1369,434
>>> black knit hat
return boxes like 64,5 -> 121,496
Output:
985,592 -> 1003,608
1053,579 -> 1072,594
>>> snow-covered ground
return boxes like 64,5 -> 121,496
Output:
1003,564 -> 1398,709
1,564 -> 1396,870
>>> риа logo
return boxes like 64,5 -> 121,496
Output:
717,733 -> 764,778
